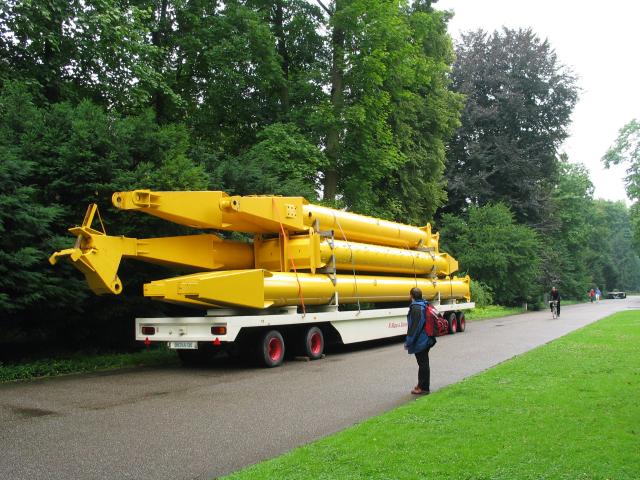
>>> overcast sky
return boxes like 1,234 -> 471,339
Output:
437,0 -> 639,203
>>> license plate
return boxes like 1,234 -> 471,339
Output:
168,341 -> 198,350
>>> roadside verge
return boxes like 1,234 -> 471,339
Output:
224,311 -> 640,479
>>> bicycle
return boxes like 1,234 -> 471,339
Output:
549,300 -> 558,319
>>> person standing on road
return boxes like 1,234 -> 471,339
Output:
550,286 -> 561,317
405,287 -> 435,395
595,287 -> 601,302
589,288 -> 595,303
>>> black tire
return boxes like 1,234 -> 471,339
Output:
303,326 -> 324,360
447,312 -> 458,334
457,312 -> 466,332
260,330 -> 285,368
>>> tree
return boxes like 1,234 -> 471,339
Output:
311,0 -> 461,223
0,83 -> 71,316
225,123 -> 327,199
0,82 -> 210,349
603,118 -> 640,251
444,28 -> 578,226
371,2 -> 462,223
541,157 -> 595,298
248,0 -> 327,123
589,200 -> 640,293
169,1 -> 284,146
602,118 -> 640,200
540,155 -> 640,299
0,0 -> 165,109
438,203 -> 541,305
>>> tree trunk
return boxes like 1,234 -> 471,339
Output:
151,0 -> 170,122
323,2 -> 345,203
273,1 -> 290,118
42,10 -> 65,104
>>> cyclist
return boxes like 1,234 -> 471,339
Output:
550,286 -> 561,317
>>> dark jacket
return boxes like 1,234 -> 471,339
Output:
405,299 -> 430,354
550,290 -> 560,301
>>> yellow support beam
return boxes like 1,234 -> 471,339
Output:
304,204 -> 438,249
112,190 -> 307,233
49,227 -> 253,295
144,270 -> 471,309
111,190 -> 439,250
255,233 -> 457,276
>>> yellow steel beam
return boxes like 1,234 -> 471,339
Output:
303,204 -> 438,249
144,270 -> 471,309
112,190 -> 307,233
255,234 -> 457,276
111,190 -> 440,250
49,226 -> 253,295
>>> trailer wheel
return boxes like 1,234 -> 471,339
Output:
261,330 -> 285,368
303,326 -> 324,360
457,312 -> 466,332
447,312 -> 458,334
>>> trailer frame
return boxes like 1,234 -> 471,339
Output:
136,301 -> 475,366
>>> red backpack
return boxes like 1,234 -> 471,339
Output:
424,303 -> 438,337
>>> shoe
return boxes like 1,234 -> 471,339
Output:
411,387 -> 430,395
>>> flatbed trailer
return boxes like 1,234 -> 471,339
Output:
50,190 -> 475,367
136,301 -> 475,367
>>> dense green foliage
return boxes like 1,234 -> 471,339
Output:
439,204 -> 541,305
603,118 -> 640,200
320,1 -> 463,221
225,311 -> 640,479
0,82 -> 209,350
468,279 -> 493,307
603,118 -> 640,246
438,159 -> 640,306
542,158 -> 640,298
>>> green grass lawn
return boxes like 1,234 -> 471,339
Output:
225,311 -> 640,479
0,348 -> 178,382
465,304 -> 525,320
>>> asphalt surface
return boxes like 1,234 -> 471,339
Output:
1,297 -> 636,479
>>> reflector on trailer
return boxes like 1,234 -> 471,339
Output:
141,326 -> 156,335
211,326 -> 227,335
213,338 -> 221,346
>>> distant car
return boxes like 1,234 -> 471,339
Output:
606,291 -> 626,299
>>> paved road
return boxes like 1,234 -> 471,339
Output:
1,297 -> 636,479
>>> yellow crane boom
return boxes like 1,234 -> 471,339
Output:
144,269 -> 471,309
50,192 -> 469,309
112,190 -> 439,249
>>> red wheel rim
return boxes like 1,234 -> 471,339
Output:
268,337 -> 283,362
460,317 -> 465,330
310,332 -> 322,355
451,318 -> 457,333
